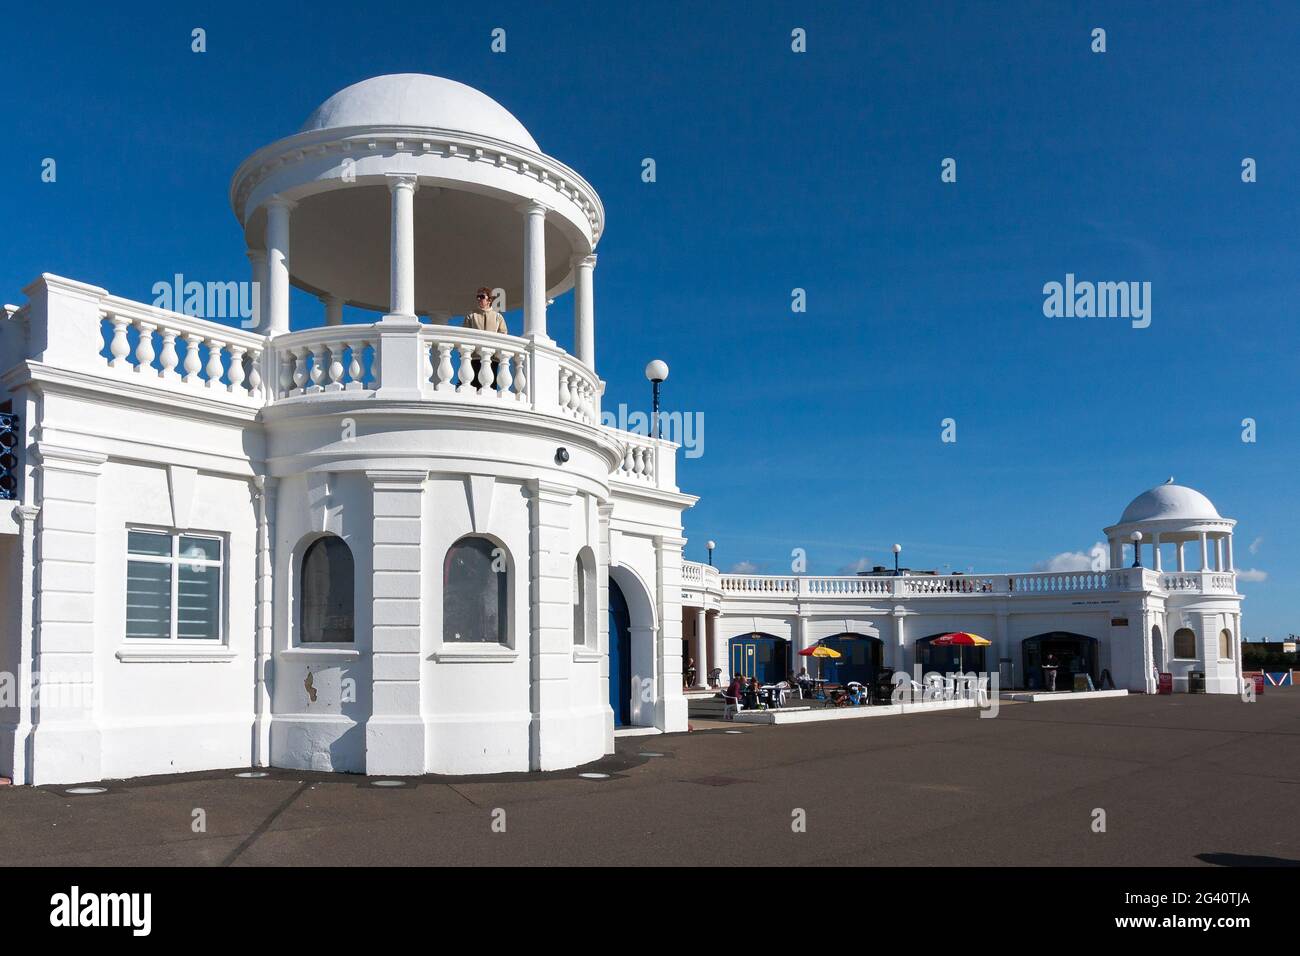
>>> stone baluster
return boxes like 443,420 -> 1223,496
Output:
345,343 -> 362,390
514,351 -> 528,401
108,316 -> 131,368
476,345 -> 495,391
182,333 -> 203,383
327,345 -> 345,391
457,343 -> 474,392
205,340 -> 225,387
158,329 -> 180,379
422,341 -> 434,385
494,348 -> 513,395
291,350 -> 308,394
434,342 -> 454,392
558,369 -> 571,412
308,347 -> 325,392
134,321 -> 156,374
228,346 -> 247,394
278,349 -> 295,398
247,348 -> 263,398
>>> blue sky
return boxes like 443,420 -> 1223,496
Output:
5,1 -> 1297,636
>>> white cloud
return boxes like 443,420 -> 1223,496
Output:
1249,536 -> 1263,555
1034,542 -> 1108,573
1236,568 -> 1267,582
728,561 -> 760,574
840,557 -> 875,574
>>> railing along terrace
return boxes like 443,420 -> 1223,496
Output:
714,567 -> 1233,599
681,561 -> 722,590
101,297 -> 266,403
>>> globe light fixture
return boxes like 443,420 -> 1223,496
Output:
644,359 -> 669,439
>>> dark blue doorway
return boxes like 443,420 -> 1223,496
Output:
812,634 -> 883,685
916,633 -> 988,675
609,577 -> 632,727
1022,632 -> 1097,690
728,633 -> 790,684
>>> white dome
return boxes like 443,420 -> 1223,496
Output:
1119,482 -> 1222,524
301,74 -> 540,151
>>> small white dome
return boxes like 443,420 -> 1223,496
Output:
1119,482 -> 1221,524
301,74 -> 539,151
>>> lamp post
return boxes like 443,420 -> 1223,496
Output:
893,543 -> 902,576
706,540 -> 716,567
644,360 -> 669,439
1131,530 -> 1144,568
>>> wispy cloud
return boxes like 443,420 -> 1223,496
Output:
1237,568 -> 1267,583
1034,542 -> 1107,573
1249,536 -> 1263,555
728,560 -> 760,574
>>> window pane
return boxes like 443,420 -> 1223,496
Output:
300,537 -> 354,643
177,563 -> 220,639
128,530 -> 172,557
179,536 -> 222,563
573,559 -> 585,646
444,537 -> 507,644
126,560 -> 172,639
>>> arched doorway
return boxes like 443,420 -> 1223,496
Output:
728,633 -> 790,684
1022,632 -> 1098,690
608,566 -> 657,728
812,633 -> 883,685
916,633 -> 988,675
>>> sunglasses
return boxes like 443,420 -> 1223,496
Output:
477,294 -> 492,300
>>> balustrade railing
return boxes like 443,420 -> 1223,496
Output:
273,327 -> 379,398
421,326 -> 529,404
101,298 -> 266,403
614,431 -> 657,483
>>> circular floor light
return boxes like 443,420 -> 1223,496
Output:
371,780 -> 407,788
640,752 -> 666,757
65,786 -> 107,795
578,772 -> 610,779
724,730 -> 745,735
235,771 -> 269,779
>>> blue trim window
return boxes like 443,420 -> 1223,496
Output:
0,411 -> 18,501
126,530 -> 224,641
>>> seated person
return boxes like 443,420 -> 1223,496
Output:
847,683 -> 866,706
795,668 -> 814,695
743,677 -> 761,709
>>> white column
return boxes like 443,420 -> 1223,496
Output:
386,174 -> 419,319
527,481 -> 577,769
519,200 -> 549,339
693,606 -> 707,687
253,477 -> 276,767
246,249 -> 268,333
1109,538 -> 1122,570
1199,532 -> 1209,570
322,295 -> 344,327
1152,532 -> 1162,571
1225,534 -> 1234,572
1176,541 -> 1185,572
573,253 -> 596,367
265,197 -> 295,336
1215,536 -> 1224,572
708,611 -> 723,686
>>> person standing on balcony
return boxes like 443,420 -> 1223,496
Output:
464,288 -> 507,333
463,287 -> 507,389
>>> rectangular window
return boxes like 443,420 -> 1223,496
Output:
126,529 -> 224,641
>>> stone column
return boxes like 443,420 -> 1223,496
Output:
597,502 -> 615,753
1225,535 -> 1234,572
365,469 -> 428,776
386,175 -> 419,319
1152,532 -> 1162,571
708,610 -> 723,686
519,200 -> 549,340
1109,538 -> 1122,570
1215,536 -> 1224,572
252,477 -> 277,767
573,254 -> 596,367
8,504 -> 39,784
246,249 -> 268,333
28,446 -> 107,785
693,606 -> 707,687
527,480 -> 576,770
655,534 -> 688,732
265,197 -> 294,336
322,295 -> 344,327
892,607 -> 908,678
1199,532 -> 1209,571
1176,541 -> 1185,572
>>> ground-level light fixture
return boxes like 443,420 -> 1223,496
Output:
579,772 -> 610,779
645,359 -> 669,439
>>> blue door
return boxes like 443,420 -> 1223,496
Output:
608,578 -> 632,726
728,634 -> 789,684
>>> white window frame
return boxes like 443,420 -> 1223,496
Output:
124,527 -> 226,643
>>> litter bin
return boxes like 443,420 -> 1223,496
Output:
873,668 -> 895,704
1188,670 -> 1206,694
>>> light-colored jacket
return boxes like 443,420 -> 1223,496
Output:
463,309 -> 508,333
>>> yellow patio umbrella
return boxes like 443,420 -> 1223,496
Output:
798,643 -> 842,680
931,632 -> 991,672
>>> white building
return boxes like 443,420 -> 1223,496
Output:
0,75 -> 1244,786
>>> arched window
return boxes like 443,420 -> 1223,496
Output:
300,536 -> 354,644
444,536 -> 507,644
1219,628 -> 1233,660
1173,627 -> 1197,660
